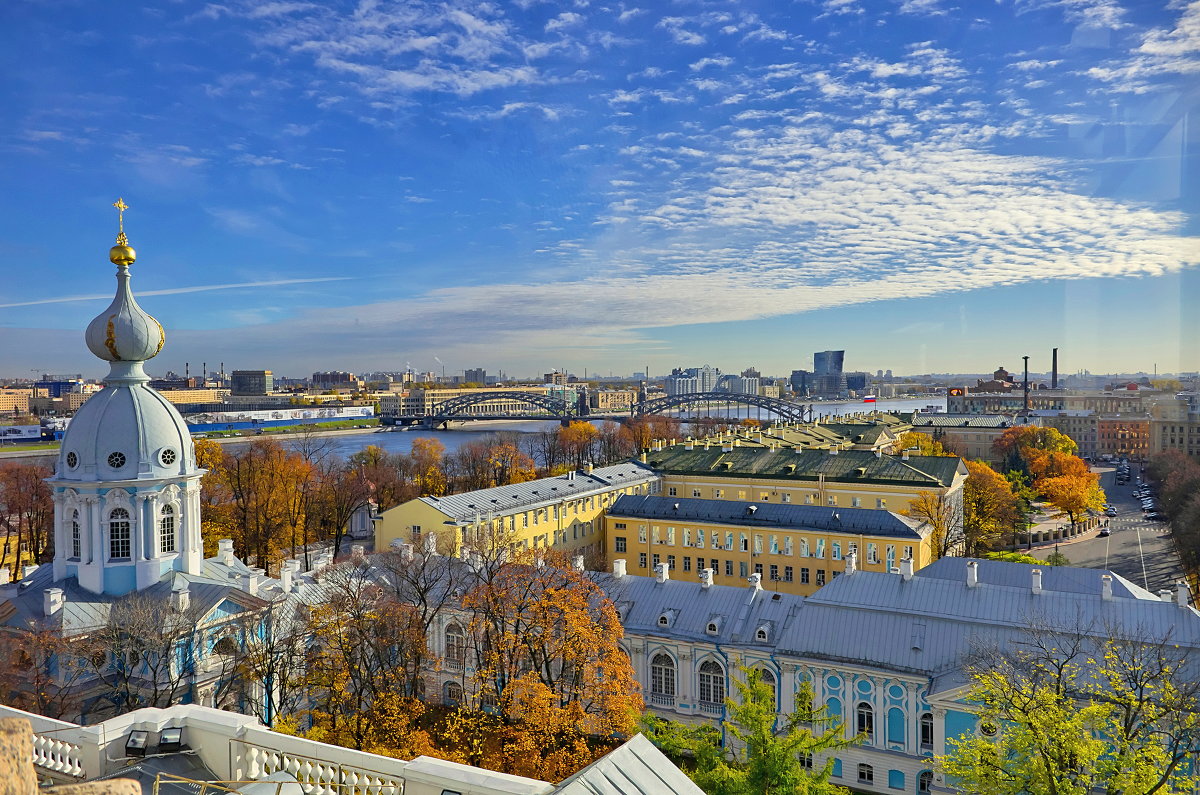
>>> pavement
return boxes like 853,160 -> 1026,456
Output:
1027,465 -> 1186,595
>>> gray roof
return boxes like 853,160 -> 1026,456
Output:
910,414 -> 1015,428
92,752 -> 221,795
0,556 -> 272,636
555,734 -> 704,794
607,495 -> 929,540
416,462 -> 658,521
604,557 -> 1200,696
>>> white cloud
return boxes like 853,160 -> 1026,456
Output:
0,278 -> 352,309
690,55 -> 733,71
545,12 -> 583,32
657,17 -> 706,45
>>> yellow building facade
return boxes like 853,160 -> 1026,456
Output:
604,494 -> 932,596
376,462 -> 660,560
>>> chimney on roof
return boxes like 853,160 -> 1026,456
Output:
240,570 -> 260,596
571,554 -> 585,571
829,447 -> 838,455
899,557 -> 914,582
901,450 -> 910,460
700,568 -> 713,588
612,559 -> 627,578
170,583 -> 189,612
747,572 -> 762,591
586,461 -> 594,474
1031,568 -> 1043,594
722,442 -> 733,452
639,451 -> 647,463
1052,347 -> 1059,389
966,560 -> 979,588
351,544 -> 366,560
280,559 -> 300,594
423,532 -> 439,558
43,588 -> 63,617
844,550 -> 857,575
398,542 -> 415,563
1101,574 -> 1113,600
217,538 -> 236,566
1177,581 -> 1191,608
874,449 -> 882,458
1159,588 -> 1175,602
655,561 -> 670,583
685,438 -> 694,451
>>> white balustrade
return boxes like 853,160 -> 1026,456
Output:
31,734 -> 85,778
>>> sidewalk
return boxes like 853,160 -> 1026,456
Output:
1013,503 -> 1103,549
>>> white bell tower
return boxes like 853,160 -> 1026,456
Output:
48,199 -> 205,596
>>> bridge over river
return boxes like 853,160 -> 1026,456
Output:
385,390 -> 816,428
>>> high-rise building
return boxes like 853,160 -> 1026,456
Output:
231,369 -> 273,395
814,350 -> 845,376
789,370 -> 811,395
465,367 -> 486,384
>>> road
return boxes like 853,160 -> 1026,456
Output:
1030,465 -> 1184,594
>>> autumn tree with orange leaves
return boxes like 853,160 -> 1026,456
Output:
0,461 -> 53,579
460,549 -> 642,780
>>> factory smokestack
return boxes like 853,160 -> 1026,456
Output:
1023,355 -> 1030,411
1051,348 -> 1058,389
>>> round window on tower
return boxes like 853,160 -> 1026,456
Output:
107,451 -> 126,469
66,451 -> 78,469
160,448 -> 177,466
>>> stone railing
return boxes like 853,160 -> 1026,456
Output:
232,727 -> 407,795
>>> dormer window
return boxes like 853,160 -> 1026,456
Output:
756,626 -> 769,642
705,619 -> 721,635
658,613 -> 670,627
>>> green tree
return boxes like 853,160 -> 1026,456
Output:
644,666 -> 855,794
938,626 -> 1200,795
1044,550 -> 1071,567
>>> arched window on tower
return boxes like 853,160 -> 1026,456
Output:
160,505 -> 176,554
108,508 -> 131,559
71,510 -> 81,559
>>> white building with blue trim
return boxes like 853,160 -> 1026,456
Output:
605,554 -> 1200,793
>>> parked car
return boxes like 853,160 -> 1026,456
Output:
1105,508 -> 1117,517
1099,529 -> 1111,537
1147,513 -> 1167,521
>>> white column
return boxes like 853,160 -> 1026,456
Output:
51,492 -> 66,581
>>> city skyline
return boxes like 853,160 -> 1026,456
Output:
1,1 -> 1197,377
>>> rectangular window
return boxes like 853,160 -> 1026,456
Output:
740,561 -> 748,577
769,564 -> 778,581
770,535 -> 779,554
667,554 -> 676,570
816,569 -> 827,586
693,489 -> 701,497
905,545 -> 914,560
725,531 -> 734,551
784,536 -> 793,555
754,562 -> 763,576
725,560 -> 733,576
523,514 -> 529,528
668,487 -> 677,496
639,525 -> 648,543
614,522 -> 627,529
740,533 -> 749,552
815,538 -> 825,559
828,495 -> 838,506
683,528 -> 692,547
667,527 -> 676,545
639,552 -> 647,568
800,538 -> 810,557
877,498 -> 887,509
652,553 -> 660,567
784,565 -> 793,582
696,529 -> 706,549
867,543 -> 879,564
714,489 -> 723,498
801,567 -> 810,584
805,494 -> 815,505
851,497 -> 862,507
782,493 -> 791,503
683,556 -> 692,572
886,544 -> 896,569
711,558 -> 719,572
653,527 -> 662,544
760,492 -> 769,501
753,534 -> 763,554
615,537 -> 627,553
832,542 -> 842,560
738,490 -> 747,500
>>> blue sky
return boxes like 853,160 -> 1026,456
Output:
1,0 -> 1197,380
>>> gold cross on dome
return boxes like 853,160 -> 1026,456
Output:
112,197 -> 129,234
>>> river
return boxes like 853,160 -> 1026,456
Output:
276,396 -> 946,461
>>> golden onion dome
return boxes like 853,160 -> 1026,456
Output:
109,243 -> 136,265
